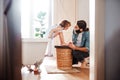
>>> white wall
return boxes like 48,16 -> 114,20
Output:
78,0 -> 89,27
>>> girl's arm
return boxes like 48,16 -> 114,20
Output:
48,28 -> 59,38
48,29 -> 54,38
59,32 -> 66,45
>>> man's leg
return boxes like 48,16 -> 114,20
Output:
72,50 -> 88,61
72,50 -> 89,68
79,52 -> 89,68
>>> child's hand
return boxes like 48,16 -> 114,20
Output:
68,42 -> 76,50
61,43 -> 68,46
68,42 -> 73,44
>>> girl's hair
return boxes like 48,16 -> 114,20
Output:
59,20 -> 71,27
77,20 -> 89,31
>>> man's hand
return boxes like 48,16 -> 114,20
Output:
68,42 -> 76,50
68,42 -> 89,52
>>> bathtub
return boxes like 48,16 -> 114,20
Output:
22,38 -> 48,65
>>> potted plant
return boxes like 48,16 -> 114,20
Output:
35,11 -> 46,38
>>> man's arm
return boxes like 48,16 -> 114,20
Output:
74,46 -> 88,52
68,42 -> 88,52
84,31 -> 89,51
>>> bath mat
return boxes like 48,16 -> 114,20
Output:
45,65 -> 80,74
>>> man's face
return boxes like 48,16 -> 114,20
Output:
74,25 -> 80,30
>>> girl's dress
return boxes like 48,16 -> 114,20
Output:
45,24 -> 63,57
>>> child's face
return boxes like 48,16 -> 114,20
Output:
64,24 -> 71,30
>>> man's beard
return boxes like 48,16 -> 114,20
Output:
75,30 -> 81,34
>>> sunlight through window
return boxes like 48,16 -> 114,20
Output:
21,0 -> 53,38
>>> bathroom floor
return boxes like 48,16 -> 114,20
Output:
22,57 -> 89,80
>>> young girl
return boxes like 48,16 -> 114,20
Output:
45,20 -> 71,57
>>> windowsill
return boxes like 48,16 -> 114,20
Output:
22,38 -> 49,42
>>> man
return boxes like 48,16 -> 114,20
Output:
68,20 -> 89,68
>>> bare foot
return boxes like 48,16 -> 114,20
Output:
80,63 -> 89,68
72,64 -> 80,67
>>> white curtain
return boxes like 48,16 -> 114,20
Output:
53,0 -> 78,56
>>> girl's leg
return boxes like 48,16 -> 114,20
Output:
45,39 -> 53,57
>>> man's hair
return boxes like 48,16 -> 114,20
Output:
77,20 -> 87,31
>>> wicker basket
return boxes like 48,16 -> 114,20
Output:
55,46 -> 72,70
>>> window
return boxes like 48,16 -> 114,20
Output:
21,0 -> 53,38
